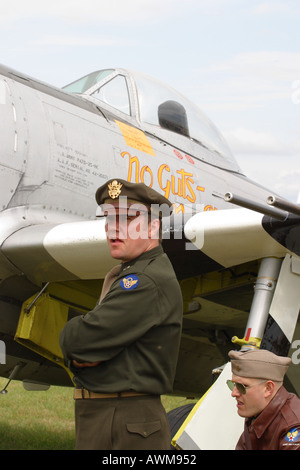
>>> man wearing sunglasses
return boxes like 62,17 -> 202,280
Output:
227,348 -> 300,450
60,178 -> 183,450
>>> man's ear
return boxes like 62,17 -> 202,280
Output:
264,380 -> 276,398
149,218 -> 160,239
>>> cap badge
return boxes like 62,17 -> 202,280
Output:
108,180 -> 123,199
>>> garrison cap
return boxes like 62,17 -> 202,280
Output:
229,349 -> 291,382
95,178 -> 173,217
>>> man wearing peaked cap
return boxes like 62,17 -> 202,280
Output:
227,348 -> 300,450
95,178 -> 173,263
60,178 -> 183,450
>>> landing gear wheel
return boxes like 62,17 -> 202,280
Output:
167,403 -> 195,450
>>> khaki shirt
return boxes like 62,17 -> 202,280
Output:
59,246 -> 183,395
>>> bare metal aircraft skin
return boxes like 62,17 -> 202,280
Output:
0,64 -> 299,397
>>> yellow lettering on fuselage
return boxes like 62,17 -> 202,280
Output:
120,151 -> 215,212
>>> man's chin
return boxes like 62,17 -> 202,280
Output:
108,243 -> 126,261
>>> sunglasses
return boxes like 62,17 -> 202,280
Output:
226,379 -> 265,395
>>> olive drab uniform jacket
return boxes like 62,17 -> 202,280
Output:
59,245 -> 183,395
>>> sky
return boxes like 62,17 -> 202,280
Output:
0,0 -> 299,202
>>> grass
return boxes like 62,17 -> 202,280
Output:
0,378 -> 75,450
0,378 -> 196,450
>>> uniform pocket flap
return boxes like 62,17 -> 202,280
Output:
126,420 -> 161,438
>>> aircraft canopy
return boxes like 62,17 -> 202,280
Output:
63,68 -> 236,164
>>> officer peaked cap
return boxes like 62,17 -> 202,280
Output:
95,178 -> 173,217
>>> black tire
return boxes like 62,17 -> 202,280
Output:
167,403 -> 195,449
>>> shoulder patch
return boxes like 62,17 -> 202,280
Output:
285,427 -> 300,443
120,275 -> 139,291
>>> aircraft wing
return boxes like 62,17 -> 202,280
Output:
1,219 -> 118,285
1,205 -> 297,287
184,207 -> 296,267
